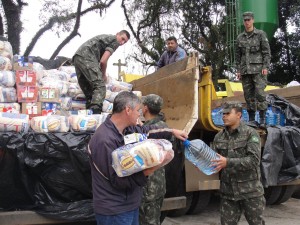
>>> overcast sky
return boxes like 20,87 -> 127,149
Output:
21,1 -> 135,79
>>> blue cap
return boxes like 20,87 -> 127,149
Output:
183,139 -> 190,147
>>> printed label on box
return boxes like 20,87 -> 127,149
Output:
16,70 -> 36,85
17,85 -> 38,102
41,102 -> 61,116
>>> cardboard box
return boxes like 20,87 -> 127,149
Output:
13,55 -> 33,71
16,70 -> 37,85
22,102 -> 42,119
17,85 -> 38,102
39,87 -> 60,103
41,102 -> 61,116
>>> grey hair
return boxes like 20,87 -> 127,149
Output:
113,91 -> 141,113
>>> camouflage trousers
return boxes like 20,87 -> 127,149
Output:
139,168 -> 166,225
241,73 -> 267,111
73,55 -> 106,110
220,196 -> 266,225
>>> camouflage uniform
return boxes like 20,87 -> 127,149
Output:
139,94 -> 168,225
235,27 -> 271,112
212,103 -> 265,225
72,35 -> 120,112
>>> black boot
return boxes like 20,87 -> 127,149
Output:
89,104 -> 102,114
247,110 -> 258,127
259,110 -> 266,129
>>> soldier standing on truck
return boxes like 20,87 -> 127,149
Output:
212,101 -> 265,225
72,30 -> 130,114
157,36 -> 187,69
139,94 -> 168,225
235,12 -> 271,128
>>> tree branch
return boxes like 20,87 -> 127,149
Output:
49,0 -> 83,59
23,0 -> 115,57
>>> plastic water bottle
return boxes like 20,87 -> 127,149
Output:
266,106 -> 276,126
280,111 -> 286,126
242,109 -> 249,122
274,108 -> 281,125
183,139 -> 218,175
255,111 -> 260,123
212,108 -> 223,126
211,109 -> 218,125
274,108 -> 285,126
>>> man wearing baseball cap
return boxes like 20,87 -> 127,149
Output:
139,94 -> 168,225
235,11 -> 271,128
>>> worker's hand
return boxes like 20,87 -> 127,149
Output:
236,72 -> 241,80
172,129 -> 188,141
102,73 -> 108,83
136,118 -> 143,126
262,69 -> 268,75
211,153 -> 227,173
143,165 -> 160,176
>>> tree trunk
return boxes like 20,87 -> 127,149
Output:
1,0 -> 24,54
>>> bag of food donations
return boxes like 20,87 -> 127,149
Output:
112,139 -> 174,177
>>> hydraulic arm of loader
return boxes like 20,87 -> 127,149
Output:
198,66 -> 221,132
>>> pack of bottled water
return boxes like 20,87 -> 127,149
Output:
211,108 -> 224,126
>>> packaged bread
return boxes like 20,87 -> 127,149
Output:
30,115 -> 69,133
0,71 -> 15,87
112,139 -> 174,177
69,114 -> 104,132
0,56 -> 12,70
0,112 -> 29,133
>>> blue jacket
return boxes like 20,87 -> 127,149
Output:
88,116 -> 172,215
157,46 -> 186,68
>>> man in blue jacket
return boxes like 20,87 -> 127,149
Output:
88,91 -> 187,225
157,36 -> 187,69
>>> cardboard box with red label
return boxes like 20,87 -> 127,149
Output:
16,70 -> 37,85
17,85 -> 38,102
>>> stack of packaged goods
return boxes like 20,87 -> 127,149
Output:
0,48 -> 144,134
0,40 -> 30,133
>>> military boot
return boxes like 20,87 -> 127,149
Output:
247,110 -> 258,127
259,110 -> 266,129
89,104 -> 102,114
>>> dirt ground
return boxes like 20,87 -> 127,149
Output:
162,197 -> 300,225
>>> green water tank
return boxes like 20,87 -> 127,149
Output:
237,0 -> 279,39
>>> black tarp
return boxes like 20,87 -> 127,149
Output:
261,94 -> 300,186
0,131 -> 94,221
0,130 -> 186,221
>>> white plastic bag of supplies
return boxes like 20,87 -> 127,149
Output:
112,139 -> 174,177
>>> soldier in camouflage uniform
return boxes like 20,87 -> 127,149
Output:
139,94 -> 168,225
72,30 -> 130,114
212,101 -> 265,225
235,12 -> 271,128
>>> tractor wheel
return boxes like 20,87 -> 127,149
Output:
264,186 -> 282,205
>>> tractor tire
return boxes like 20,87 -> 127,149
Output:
264,186 -> 282,205
167,171 -> 192,217
187,190 -> 212,215
274,185 -> 297,204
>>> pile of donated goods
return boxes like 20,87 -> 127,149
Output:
0,39 -> 143,134
0,39 -> 174,177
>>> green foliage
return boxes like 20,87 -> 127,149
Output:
124,0 -> 299,83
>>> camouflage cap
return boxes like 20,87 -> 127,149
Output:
222,101 -> 243,113
142,94 -> 163,113
243,11 -> 254,20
